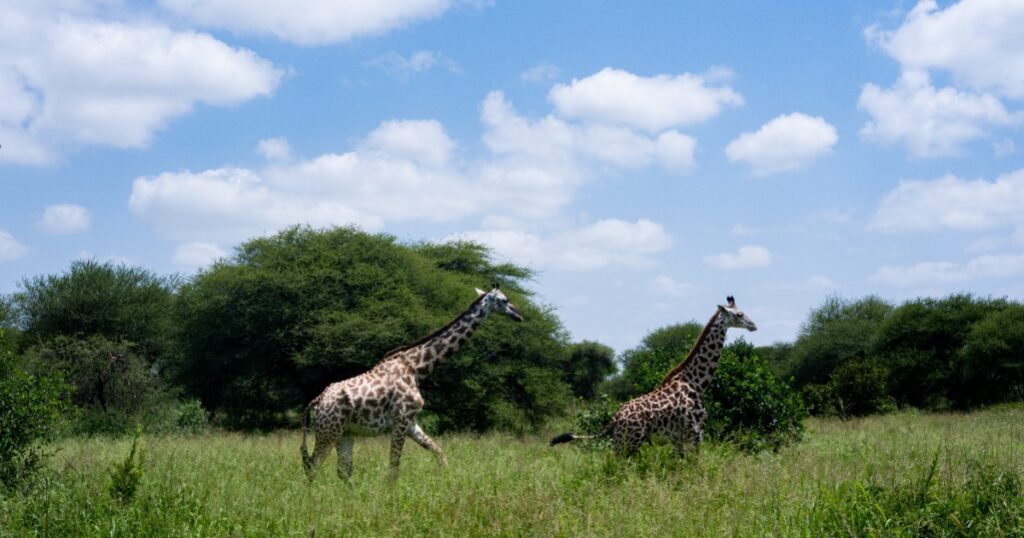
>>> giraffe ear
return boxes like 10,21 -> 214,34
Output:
718,304 -> 729,314
475,288 -> 487,297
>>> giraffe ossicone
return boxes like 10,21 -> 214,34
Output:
301,286 -> 523,480
550,296 -> 757,456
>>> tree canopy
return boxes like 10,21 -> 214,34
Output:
170,226 -> 573,430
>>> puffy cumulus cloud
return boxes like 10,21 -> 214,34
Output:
869,0 -> 1024,99
861,1 -> 1024,157
451,219 -> 673,271
482,91 -> 697,174
131,85 -> 702,259
129,166 -> 385,244
256,137 -> 292,161
158,0 -> 456,45
0,4 -> 281,165
725,113 -> 837,175
549,67 -> 743,132
703,245 -> 773,270
871,253 -> 1024,287
360,119 -> 455,167
173,241 -> 227,269
39,204 -> 91,234
0,230 -> 28,261
859,72 -> 1017,158
649,275 -> 694,297
870,169 -> 1024,232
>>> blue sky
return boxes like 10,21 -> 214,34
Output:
2,0 -> 1024,352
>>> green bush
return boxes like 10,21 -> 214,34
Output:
108,428 -> 145,504
175,399 -> 208,434
703,344 -> 807,452
0,330 -> 71,490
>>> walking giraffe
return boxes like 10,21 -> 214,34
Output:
551,296 -> 756,456
301,285 -> 523,480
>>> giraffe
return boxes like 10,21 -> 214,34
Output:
550,296 -> 756,457
301,285 -> 523,480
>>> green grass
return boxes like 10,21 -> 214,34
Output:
3,406 -> 1024,536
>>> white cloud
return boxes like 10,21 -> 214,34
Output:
256,137 -> 292,161
869,0 -> 1024,99
549,67 -> 743,132
725,113 -> 837,175
870,169 -> 1024,232
0,4 -> 282,165
0,230 -> 28,261
860,1 -> 1024,158
521,63 -> 559,83
859,71 -> 1016,158
130,79 -> 705,249
367,50 -> 460,78
482,91 -> 697,174
452,219 -> 673,271
360,119 -> 455,167
39,204 -> 91,234
173,241 -> 226,269
871,253 -> 1024,287
649,275 -> 694,297
158,0 -> 456,45
703,245 -> 772,270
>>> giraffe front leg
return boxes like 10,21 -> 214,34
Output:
388,423 -> 408,481
408,422 -> 448,467
336,437 -> 354,480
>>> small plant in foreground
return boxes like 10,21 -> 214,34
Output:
108,427 -> 145,504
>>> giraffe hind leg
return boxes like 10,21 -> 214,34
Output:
305,435 -> 335,483
336,437 -> 354,480
408,422 -> 448,467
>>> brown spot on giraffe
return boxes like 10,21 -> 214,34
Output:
550,296 -> 757,457
301,285 -> 524,481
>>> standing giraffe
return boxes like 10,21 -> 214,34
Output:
551,296 -> 756,456
301,285 -> 523,480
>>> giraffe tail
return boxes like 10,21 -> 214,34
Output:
300,398 -> 317,472
549,432 -> 598,445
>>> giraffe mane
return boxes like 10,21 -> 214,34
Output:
657,310 -> 721,387
380,291 -> 489,358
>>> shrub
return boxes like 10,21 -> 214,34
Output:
175,399 -> 208,434
108,428 -> 145,504
0,330 -> 71,490
703,344 -> 807,452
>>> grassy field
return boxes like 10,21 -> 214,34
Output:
3,406 -> 1024,537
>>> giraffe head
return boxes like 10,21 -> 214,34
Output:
717,295 -> 757,331
475,284 -> 524,322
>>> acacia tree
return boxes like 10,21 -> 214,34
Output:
171,226 -> 573,431
15,260 -> 178,363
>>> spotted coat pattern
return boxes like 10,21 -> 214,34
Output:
301,287 -> 522,480
552,297 -> 756,457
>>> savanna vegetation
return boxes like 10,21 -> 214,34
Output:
3,225 -> 1024,535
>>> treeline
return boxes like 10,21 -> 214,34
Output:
1,226 -> 616,436
760,294 -> 1024,417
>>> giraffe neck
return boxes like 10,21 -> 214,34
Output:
660,312 -> 728,395
406,300 -> 490,379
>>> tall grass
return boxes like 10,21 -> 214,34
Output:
3,406 -> 1023,536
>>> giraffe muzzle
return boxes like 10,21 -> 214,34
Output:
506,304 -> 524,322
